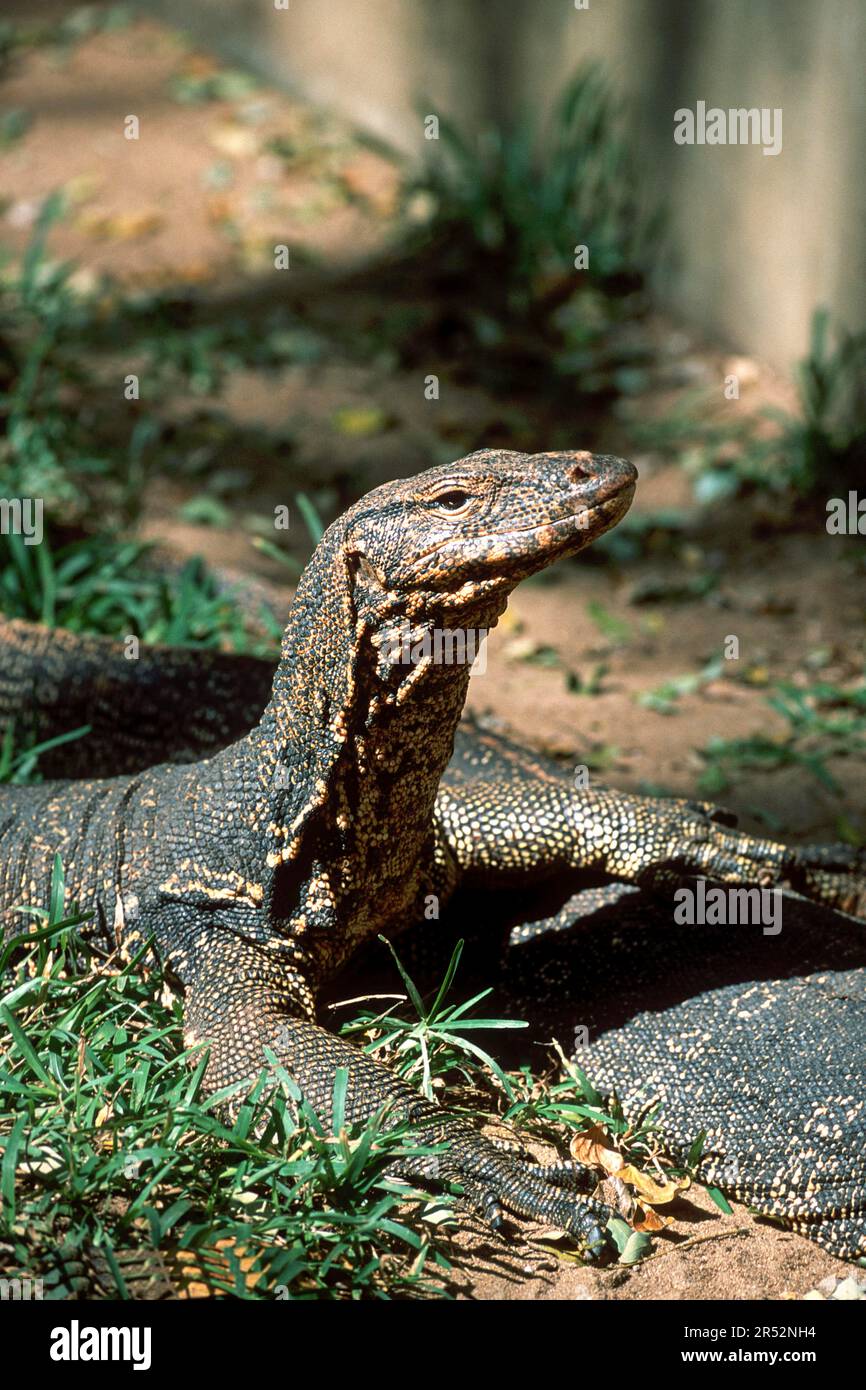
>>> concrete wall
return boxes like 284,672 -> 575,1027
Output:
510,0 -> 866,371
154,0 -> 866,371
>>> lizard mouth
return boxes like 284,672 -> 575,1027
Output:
496,480 -> 635,550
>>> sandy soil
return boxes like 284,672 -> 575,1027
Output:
2,6 -> 864,1301
449,1183 -> 859,1302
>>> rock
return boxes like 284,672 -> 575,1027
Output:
832,1276 -> 866,1301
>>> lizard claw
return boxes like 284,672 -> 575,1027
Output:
613,794 -> 866,920
460,1161 -> 610,1256
401,1117 -> 613,1258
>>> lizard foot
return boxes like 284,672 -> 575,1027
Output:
399,1115 -> 612,1258
608,795 -> 866,918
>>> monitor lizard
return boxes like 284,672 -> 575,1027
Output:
2,449 -> 864,1261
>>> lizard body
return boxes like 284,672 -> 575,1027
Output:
2,448 -> 864,1261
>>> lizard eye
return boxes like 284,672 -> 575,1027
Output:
433,489 -> 472,513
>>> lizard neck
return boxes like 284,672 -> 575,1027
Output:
248,524 -> 503,961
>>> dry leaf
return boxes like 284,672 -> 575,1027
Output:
208,123 -> 259,159
569,1123 -> 624,1174
339,152 -> 400,216
617,1164 -> 690,1205
180,54 -> 220,78
632,1205 -> 673,1233
77,210 -> 163,241
205,195 -> 235,225
63,173 -> 104,207
332,406 -> 390,438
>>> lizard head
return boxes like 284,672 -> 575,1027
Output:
261,449 -> 636,885
343,448 -> 636,623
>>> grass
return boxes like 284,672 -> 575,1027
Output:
0,859 -> 459,1300
0,874 -> 661,1300
0,528 -> 281,654
637,658 -> 725,717
341,937 -> 527,1102
632,309 -> 866,501
695,675 -> 866,802
0,192 -> 142,523
1,849 -> 695,1297
0,193 -> 296,655
394,66 -> 666,410
786,308 -> 866,494
0,6 -> 133,84
338,931 -> 693,1230
0,192 -> 314,526
0,726 -> 92,787
630,657 -> 866,805
408,65 -> 661,310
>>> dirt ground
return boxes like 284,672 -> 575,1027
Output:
451,1183 -> 859,1302
2,7 -> 864,1301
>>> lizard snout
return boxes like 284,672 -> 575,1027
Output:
531,450 -> 638,504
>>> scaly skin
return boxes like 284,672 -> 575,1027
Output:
2,448 -> 865,1257
0,615 -> 274,777
1,449 -> 636,1249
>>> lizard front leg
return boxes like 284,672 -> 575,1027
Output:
182,933 -> 611,1255
438,725 -> 866,917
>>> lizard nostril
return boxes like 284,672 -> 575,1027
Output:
565,456 -> 592,483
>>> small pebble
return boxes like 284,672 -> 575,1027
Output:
832,1276 -> 865,1301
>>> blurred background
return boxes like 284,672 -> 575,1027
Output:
1,0 -> 865,844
